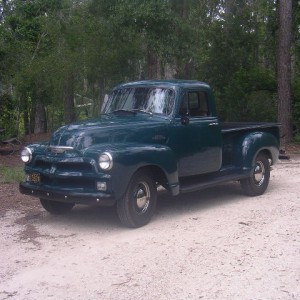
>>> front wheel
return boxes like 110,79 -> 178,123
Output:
117,170 -> 157,228
240,153 -> 270,196
40,198 -> 75,214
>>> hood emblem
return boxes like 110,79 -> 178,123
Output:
48,146 -> 74,154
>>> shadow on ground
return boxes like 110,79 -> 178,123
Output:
22,181 -> 250,230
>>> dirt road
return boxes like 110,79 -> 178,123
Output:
0,158 -> 299,300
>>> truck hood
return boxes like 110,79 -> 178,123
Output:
49,114 -> 168,150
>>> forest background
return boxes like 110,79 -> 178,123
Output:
0,0 -> 299,145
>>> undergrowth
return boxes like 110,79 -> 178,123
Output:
0,165 -> 24,183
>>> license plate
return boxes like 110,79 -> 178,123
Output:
29,173 -> 40,184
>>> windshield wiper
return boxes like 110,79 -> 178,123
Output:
131,109 -> 153,116
110,109 -> 153,116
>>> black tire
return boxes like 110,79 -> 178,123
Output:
40,198 -> 75,215
117,170 -> 157,228
240,153 -> 270,196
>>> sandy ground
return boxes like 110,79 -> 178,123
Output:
0,158 -> 299,300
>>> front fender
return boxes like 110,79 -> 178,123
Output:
85,143 -> 179,199
239,132 -> 279,172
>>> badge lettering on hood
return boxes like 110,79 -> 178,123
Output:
48,146 -> 74,154
152,135 -> 166,141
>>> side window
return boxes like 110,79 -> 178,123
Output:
179,93 -> 189,116
179,91 -> 209,117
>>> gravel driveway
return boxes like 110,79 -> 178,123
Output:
0,158 -> 299,300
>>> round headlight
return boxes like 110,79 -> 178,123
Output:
21,147 -> 32,163
99,152 -> 113,170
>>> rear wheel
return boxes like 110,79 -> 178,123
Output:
240,153 -> 270,196
40,198 -> 75,214
117,170 -> 157,228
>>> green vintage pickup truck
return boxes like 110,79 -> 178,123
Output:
20,80 -> 280,227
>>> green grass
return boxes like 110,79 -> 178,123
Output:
293,133 -> 300,144
0,165 -> 24,183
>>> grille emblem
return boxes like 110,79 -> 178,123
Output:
50,166 -> 56,174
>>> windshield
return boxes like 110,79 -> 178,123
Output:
103,87 -> 175,116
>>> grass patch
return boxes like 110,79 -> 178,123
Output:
0,165 -> 24,183
293,133 -> 300,144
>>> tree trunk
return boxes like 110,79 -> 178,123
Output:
146,50 -> 161,79
34,100 -> 47,134
22,96 -> 30,135
63,74 -> 76,124
277,0 -> 293,145
164,64 -> 177,80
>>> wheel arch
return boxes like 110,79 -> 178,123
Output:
113,163 -> 179,200
256,149 -> 272,164
133,164 -> 171,190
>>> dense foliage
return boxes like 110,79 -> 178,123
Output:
0,0 -> 299,142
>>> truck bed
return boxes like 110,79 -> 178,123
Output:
220,122 -> 280,169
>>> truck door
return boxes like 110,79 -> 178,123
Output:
171,89 -> 223,177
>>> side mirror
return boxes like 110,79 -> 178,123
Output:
181,116 -> 190,126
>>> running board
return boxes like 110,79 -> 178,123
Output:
179,173 -> 249,194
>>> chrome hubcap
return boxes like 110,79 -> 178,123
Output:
254,161 -> 265,186
134,182 -> 150,214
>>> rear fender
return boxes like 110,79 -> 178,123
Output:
239,132 -> 279,172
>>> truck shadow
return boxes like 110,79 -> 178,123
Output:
156,182 -> 244,215
39,182 -> 247,229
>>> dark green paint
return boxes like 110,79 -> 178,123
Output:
19,80 -> 280,205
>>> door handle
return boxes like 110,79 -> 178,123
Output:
209,122 -> 218,126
